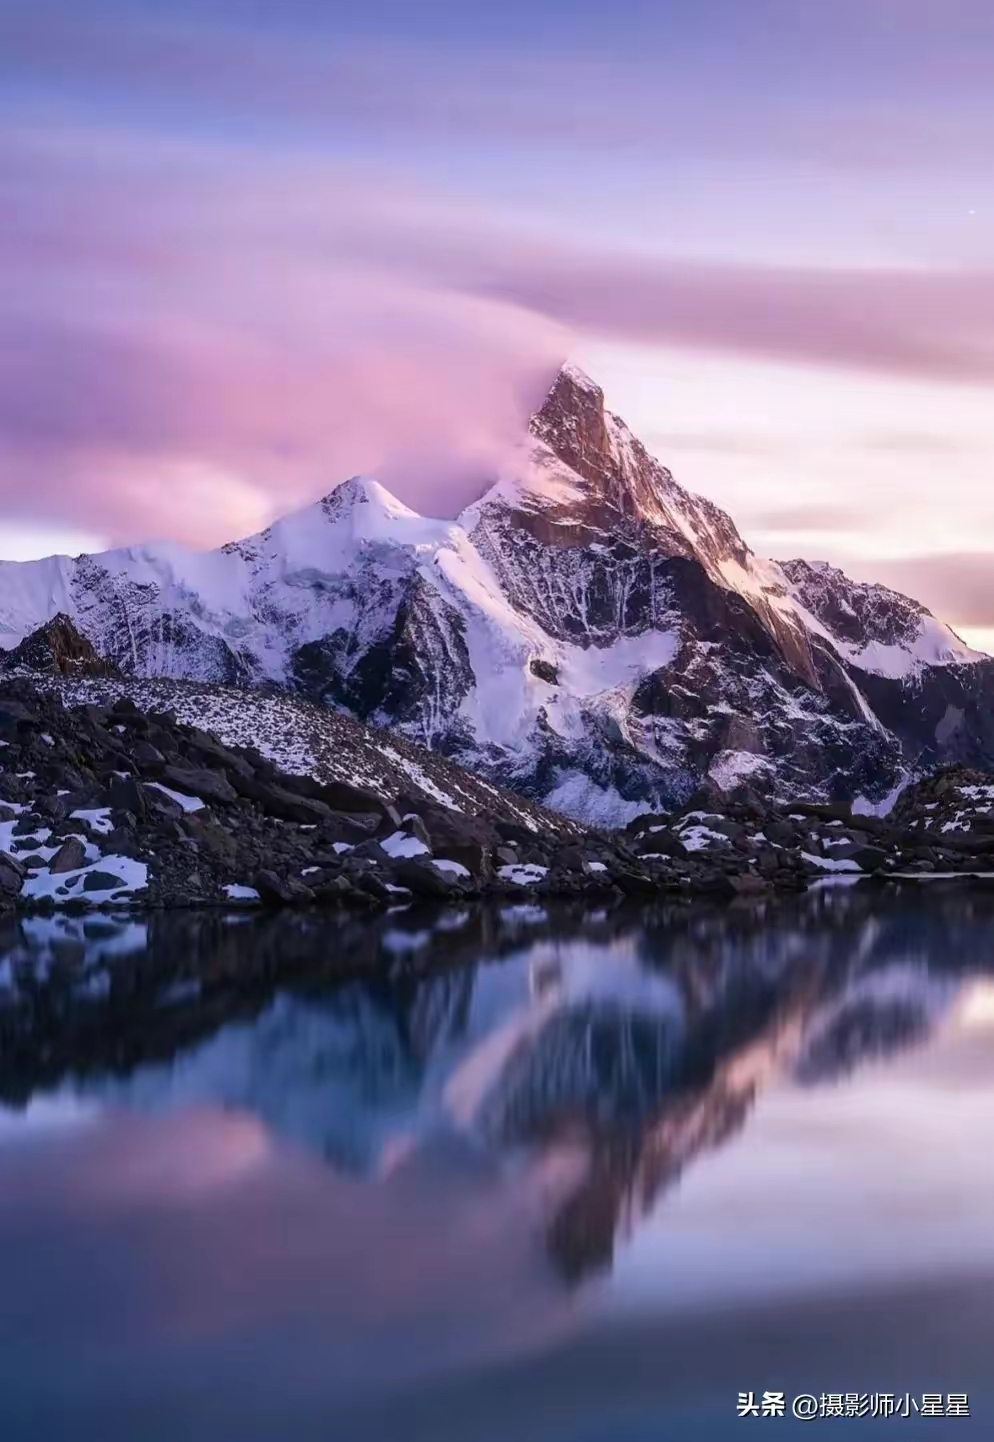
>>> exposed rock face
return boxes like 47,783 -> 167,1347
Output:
780,559 -> 931,652
1,613 -> 118,678
0,368 -> 988,822
890,764 -> 994,839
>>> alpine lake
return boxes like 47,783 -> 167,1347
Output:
1,881 -> 993,1440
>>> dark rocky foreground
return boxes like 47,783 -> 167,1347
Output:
2,670 -> 994,923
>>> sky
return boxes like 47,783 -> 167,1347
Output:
3,0 -> 994,646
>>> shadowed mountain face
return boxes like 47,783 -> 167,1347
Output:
1,367 -> 991,822
0,614 -> 118,678
3,887 -> 989,1287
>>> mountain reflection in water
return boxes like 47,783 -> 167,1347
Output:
1,887 -> 994,1440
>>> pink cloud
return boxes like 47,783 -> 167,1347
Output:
3,121 -> 994,549
464,254 -> 994,384
0,135 -> 567,543
0,301 -> 564,545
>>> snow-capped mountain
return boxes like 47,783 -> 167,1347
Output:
2,364 -> 991,823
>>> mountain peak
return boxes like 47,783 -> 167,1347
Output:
309,474 -> 450,552
549,361 -> 603,400
322,475 -> 421,520
529,363 -> 612,490
514,361 -> 711,542
222,474 -> 440,574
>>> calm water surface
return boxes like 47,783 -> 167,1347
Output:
1,889 -> 993,1439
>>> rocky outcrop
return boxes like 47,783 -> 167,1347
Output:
889,764 -> 994,842
1,612 -> 118,678
0,677 -> 585,915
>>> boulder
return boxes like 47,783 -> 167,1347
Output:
229,773 -> 333,823
312,874 -> 357,905
132,739 -> 165,769
321,810 -> 382,842
82,870 -> 128,893
763,820 -> 799,848
400,813 -> 432,848
529,657 -> 559,684
313,777 -> 390,817
725,786 -> 770,819
789,801 -> 853,824
612,867 -> 659,896
414,804 -> 499,878
625,812 -> 670,836
0,852 -> 25,896
494,818 -> 541,847
108,777 -> 148,820
54,766 -> 91,794
818,840 -> 863,862
849,845 -> 890,873
61,785 -> 106,811
162,765 -> 238,808
393,858 -> 456,898
182,814 -> 238,862
185,730 -> 255,779
350,869 -> 398,901
254,870 -> 315,906
34,794 -> 69,822
435,839 -> 491,879
553,844 -> 587,873
143,785 -> 184,820
632,829 -> 687,859
50,837 -> 87,873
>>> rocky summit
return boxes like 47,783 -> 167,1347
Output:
1,365 -> 993,825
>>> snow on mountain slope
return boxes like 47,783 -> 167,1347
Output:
778,558 -> 980,677
1,364 -> 992,821
26,672 -> 581,837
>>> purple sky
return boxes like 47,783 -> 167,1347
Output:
3,0 -> 994,642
